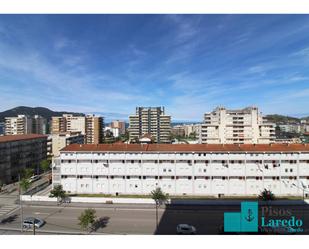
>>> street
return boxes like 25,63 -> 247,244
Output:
1,202 -> 309,235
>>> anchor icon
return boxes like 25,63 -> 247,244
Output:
245,209 -> 254,222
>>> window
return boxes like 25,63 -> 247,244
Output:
126,176 -> 130,179
290,169 -> 293,172
188,176 -> 192,180
131,160 -> 134,164
122,160 -> 125,164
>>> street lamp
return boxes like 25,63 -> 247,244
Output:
18,174 -> 24,233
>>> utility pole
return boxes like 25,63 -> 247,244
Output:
33,220 -> 36,235
19,174 -> 24,233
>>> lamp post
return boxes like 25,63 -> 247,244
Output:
18,174 -> 24,233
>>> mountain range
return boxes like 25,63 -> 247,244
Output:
0,106 -> 84,122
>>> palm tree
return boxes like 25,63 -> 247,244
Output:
78,208 -> 96,233
151,187 -> 168,231
49,184 -> 66,204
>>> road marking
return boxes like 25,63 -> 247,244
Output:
0,205 -> 18,216
34,212 -> 50,215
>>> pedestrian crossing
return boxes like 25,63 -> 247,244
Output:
0,205 -> 18,216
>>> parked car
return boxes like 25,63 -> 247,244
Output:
176,224 -> 197,234
29,175 -> 40,183
23,217 -> 45,229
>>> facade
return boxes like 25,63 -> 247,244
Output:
51,133 -> 84,157
85,115 -> 104,144
0,135 -> 47,184
5,115 -> 33,135
32,115 -> 47,134
51,114 -> 104,144
171,125 -> 185,137
0,122 -> 4,135
51,116 -> 67,134
278,124 -> 301,134
53,143 -> 309,197
129,107 -> 171,143
199,107 -> 275,144
111,120 -> 126,135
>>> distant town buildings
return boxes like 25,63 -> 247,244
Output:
0,134 -> 47,184
172,124 -> 201,139
111,120 -> 126,135
5,115 -> 32,135
199,106 -> 275,144
4,115 -> 47,135
128,107 -> 171,143
171,125 -> 185,137
51,114 -> 104,144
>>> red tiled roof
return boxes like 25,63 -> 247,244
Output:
0,134 -> 47,143
60,143 -> 309,153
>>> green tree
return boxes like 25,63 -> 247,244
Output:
151,187 -> 168,231
259,188 -> 275,201
40,159 -> 51,172
49,184 -> 66,204
20,168 -> 34,179
78,208 -> 96,232
20,178 -> 31,193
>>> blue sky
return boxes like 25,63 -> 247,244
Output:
1,14 -> 309,121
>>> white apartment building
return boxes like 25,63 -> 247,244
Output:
278,124 -> 301,134
184,124 -> 201,138
5,115 -> 32,135
65,115 -> 86,134
53,143 -> 309,197
199,107 -> 275,144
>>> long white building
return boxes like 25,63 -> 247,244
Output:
52,143 -> 309,197
199,106 -> 275,144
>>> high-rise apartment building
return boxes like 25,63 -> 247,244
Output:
129,107 -> 171,143
51,116 -> 67,134
5,115 -> 33,135
51,114 -> 104,144
32,115 -> 47,134
111,120 -> 126,135
199,106 -> 275,144
85,115 -> 104,144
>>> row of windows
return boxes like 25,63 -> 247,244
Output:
62,175 -> 308,180
61,159 -> 309,164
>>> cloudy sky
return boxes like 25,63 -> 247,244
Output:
1,14 -> 309,121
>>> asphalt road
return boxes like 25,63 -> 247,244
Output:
1,203 -> 309,235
